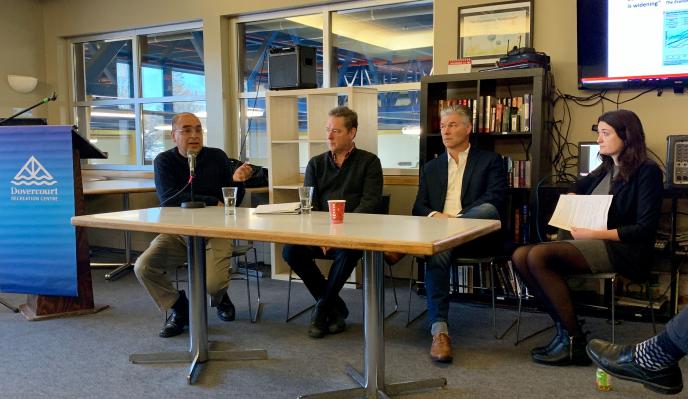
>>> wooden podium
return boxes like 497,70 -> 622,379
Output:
0,127 -> 108,320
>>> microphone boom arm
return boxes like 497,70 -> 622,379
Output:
0,92 -> 57,126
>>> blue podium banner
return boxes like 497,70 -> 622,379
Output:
0,125 -> 77,296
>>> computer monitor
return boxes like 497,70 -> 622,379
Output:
578,141 -> 602,177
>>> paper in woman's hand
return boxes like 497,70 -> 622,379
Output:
548,194 -> 612,231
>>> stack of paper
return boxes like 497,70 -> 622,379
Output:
254,202 -> 301,215
548,194 -> 613,231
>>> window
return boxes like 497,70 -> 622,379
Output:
235,1 -> 432,173
72,23 -> 205,166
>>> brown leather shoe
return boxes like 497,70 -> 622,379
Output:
430,332 -> 453,363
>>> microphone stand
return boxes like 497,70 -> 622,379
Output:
0,92 -> 57,126
181,163 -> 205,209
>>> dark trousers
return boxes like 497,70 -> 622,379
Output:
667,306 -> 688,354
282,244 -> 362,311
425,203 -> 501,327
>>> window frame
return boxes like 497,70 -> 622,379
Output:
231,0 -> 430,176
70,21 -> 205,170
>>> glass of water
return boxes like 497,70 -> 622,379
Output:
222,186 -> 238,215
298,186 -> 314,214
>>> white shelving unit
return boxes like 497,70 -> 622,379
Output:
266,86 -> 378,281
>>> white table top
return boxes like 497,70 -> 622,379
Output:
71,207 -> 500,256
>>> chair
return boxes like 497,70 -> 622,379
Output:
172,239 -> 262,323
514,272 -> 658,344
406,231 -> 518,340
285,194 -> 399,322
229,240 -> 263,323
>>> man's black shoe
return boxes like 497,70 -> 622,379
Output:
334,296 -> 349,319
308,306 -> 328,338
216,293 -> 236,322
328,307 -> 346,334
587,339 -> 683,395
159,291 -> 189,338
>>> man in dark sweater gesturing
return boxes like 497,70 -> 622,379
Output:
283,106 -> 383,338
134,112 -> 254,338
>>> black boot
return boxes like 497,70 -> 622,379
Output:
328,304 -> 347,334
333,296 -> 349,319
531,322 -> 564,356
159,291 -> 189,338
532,329 -> 592,366
308,305 -> 328,338
216,293 -> 236,322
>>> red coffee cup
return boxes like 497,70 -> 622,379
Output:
327,200 -> 346,224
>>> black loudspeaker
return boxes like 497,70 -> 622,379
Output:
268,45 -> 317,90
666,135 -> 688,187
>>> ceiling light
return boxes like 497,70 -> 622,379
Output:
247,107 -> 264,118
287,15 -> 431,51
401,125 -> 420,135
90,111 -> 136,119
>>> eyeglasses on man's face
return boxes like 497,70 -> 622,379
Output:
325,127 -> 348,135
174,126 -> 203,135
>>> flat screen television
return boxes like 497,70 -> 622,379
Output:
577,0 -> 688,90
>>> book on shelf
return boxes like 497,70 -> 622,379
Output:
433,93 -> 533,134
502,157 -> 531,188
254,202 -> 301,214
512,204 -> 530,244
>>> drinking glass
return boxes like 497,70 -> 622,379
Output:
298,186 -> 314,214
222,186 -> 238,215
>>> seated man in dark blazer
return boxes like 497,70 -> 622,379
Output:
412,104 -> 507,363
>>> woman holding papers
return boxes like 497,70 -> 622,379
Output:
512,109 -> 663,366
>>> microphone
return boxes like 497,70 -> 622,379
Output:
181,149 -> 204,209
187,150 -> 197,176
42,92 -> 57,104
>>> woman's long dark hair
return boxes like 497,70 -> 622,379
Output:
591,109 -> 649,182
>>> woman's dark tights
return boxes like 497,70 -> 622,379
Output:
512,242 -> 592,335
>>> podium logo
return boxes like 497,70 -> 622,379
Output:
11,156 -> 57,186
9,156 -> 59,202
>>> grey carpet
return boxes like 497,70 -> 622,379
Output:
0,265 -> 685,399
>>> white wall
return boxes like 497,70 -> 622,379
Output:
0,0 -> 46,119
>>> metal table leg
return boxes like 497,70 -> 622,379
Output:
299,251 -> 446,399
102,193 -> 134,280
129,236 -> 267,384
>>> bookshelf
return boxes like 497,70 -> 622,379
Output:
418,68 -> 552,306
266,86 -> 378,281
420,68 -> 552,245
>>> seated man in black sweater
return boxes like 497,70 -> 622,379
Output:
134,112 -> 254,338
282,106 -> 383,338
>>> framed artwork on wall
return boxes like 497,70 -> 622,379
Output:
458,0 -> 533,66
